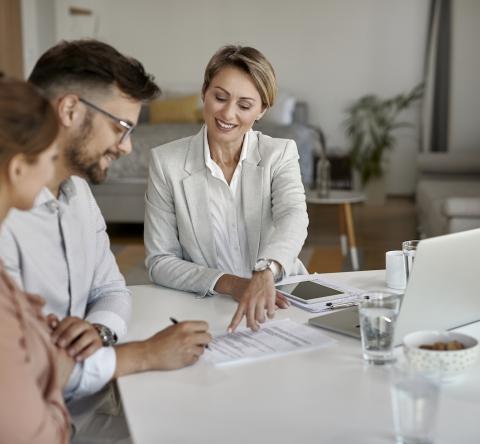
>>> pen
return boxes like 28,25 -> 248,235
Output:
325,302 -> 358,310
324,294 -> 369,310
169,317 -> 210,349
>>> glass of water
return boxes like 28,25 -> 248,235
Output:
402,240 -> 420,281
390,365 -> 441,444
359,292 -> 401,364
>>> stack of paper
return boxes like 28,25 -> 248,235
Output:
202,319 -> 335,366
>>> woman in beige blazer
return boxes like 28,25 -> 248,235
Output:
145,46 -> 309,331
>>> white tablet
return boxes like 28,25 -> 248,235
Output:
282,281 -> 345,304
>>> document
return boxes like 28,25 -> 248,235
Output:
202,319 -> 335,366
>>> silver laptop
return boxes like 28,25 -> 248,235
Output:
308,228 -> 480,345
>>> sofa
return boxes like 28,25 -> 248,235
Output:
90,102 -> 322,223
416,150 -> 480,237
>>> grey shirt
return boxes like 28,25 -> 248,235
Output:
0,176 -> 131,399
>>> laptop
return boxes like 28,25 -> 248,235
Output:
308,228 -> 480,345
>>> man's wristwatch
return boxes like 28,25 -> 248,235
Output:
93,324 -> 118,347
253,258 -> 282,282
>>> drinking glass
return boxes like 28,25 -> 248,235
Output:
402,240 -> 420,281
359,292 -> 401,364
390,365 -> 441,444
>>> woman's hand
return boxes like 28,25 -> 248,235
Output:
54,347 -> 75,390
226,271 -> 289,332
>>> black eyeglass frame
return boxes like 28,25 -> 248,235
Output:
79,97 -> 135,143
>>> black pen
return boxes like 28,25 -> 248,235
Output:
169,317 -> 210,349
325,302 -> 358,310
325,295 -> 369,310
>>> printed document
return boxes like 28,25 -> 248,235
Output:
203,319 -> 335,366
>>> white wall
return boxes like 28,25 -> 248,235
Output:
450,0 -> 480,151
50,0 -> 430,194
21,0 -> 56,77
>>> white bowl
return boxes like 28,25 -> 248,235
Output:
403,330 -> 479,378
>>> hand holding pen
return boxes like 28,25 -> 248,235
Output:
170,317 -> 210,349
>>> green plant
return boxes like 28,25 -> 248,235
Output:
344,83 -> 423,185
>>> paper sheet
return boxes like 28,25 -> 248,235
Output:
202,319 -> 335,366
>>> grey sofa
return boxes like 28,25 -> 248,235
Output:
416,151 -> 480,237
90,102 -> 322,223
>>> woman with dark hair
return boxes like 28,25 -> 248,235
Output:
0,77 -> 71,443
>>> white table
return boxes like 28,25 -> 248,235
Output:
306,190 -> 366,270
119,270 -> 480,444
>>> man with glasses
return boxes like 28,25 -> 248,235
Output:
0,40 -> 211,443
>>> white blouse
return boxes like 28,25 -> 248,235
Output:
203,128 -> 252,280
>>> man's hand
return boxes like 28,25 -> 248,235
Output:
228,271 -> 289,333
143,321 -> 211,370
113,321 -> 211,378
49,315 -> 103,362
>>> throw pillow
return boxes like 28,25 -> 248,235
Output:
149,95 -> 202,123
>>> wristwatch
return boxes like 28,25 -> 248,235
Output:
93,324 -> 118,347
253,258 -> 282,282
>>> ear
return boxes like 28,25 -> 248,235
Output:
56,94 -> 83,128
256,107 -> 267,121
6,154 -> 29,187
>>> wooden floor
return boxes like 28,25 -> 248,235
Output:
108,197 -> 417,277
304,196 -> 417,272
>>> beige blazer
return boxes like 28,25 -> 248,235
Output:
144,127 -> 309,296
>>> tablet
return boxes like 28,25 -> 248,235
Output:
283,281 -> 344,304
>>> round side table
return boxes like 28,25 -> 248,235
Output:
305,189 -> 366,270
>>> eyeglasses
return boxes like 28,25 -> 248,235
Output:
79,97 -> 135,143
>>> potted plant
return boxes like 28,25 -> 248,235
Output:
344,84 -> 424,198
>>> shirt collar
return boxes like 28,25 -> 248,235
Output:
34,177 -> 77,212
203,127 -> 250,171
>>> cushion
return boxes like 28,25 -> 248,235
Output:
149,95 -> 202,123
418,151 -> 480,175
443,197 -> 480,217
262,92 -> 296,125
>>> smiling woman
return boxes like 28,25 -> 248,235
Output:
144,45 -> 309,333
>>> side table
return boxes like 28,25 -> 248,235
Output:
305,189 -> 366,270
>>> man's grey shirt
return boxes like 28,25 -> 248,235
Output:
0,176 -> 131,398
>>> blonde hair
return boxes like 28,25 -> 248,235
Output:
202,45 -> 277,108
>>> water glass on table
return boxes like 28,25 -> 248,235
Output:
359,292 -> 401,364
390,365 -> 441,444
402,240 -> 420,281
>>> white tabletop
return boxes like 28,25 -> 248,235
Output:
305,189 -> 366,204
119,270 -> 480,444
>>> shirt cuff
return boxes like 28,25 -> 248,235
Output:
63,347 -> 116,401
198,272 -> 224,298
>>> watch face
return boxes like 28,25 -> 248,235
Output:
255,259 -> 270,271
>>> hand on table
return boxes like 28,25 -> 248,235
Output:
228,271 -> 289,333
48,315 -> 103,362
143,321 -> 211,370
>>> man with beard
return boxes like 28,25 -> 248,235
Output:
0,40 -> 211,443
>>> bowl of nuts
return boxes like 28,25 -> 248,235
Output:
403,330 -> 479,378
